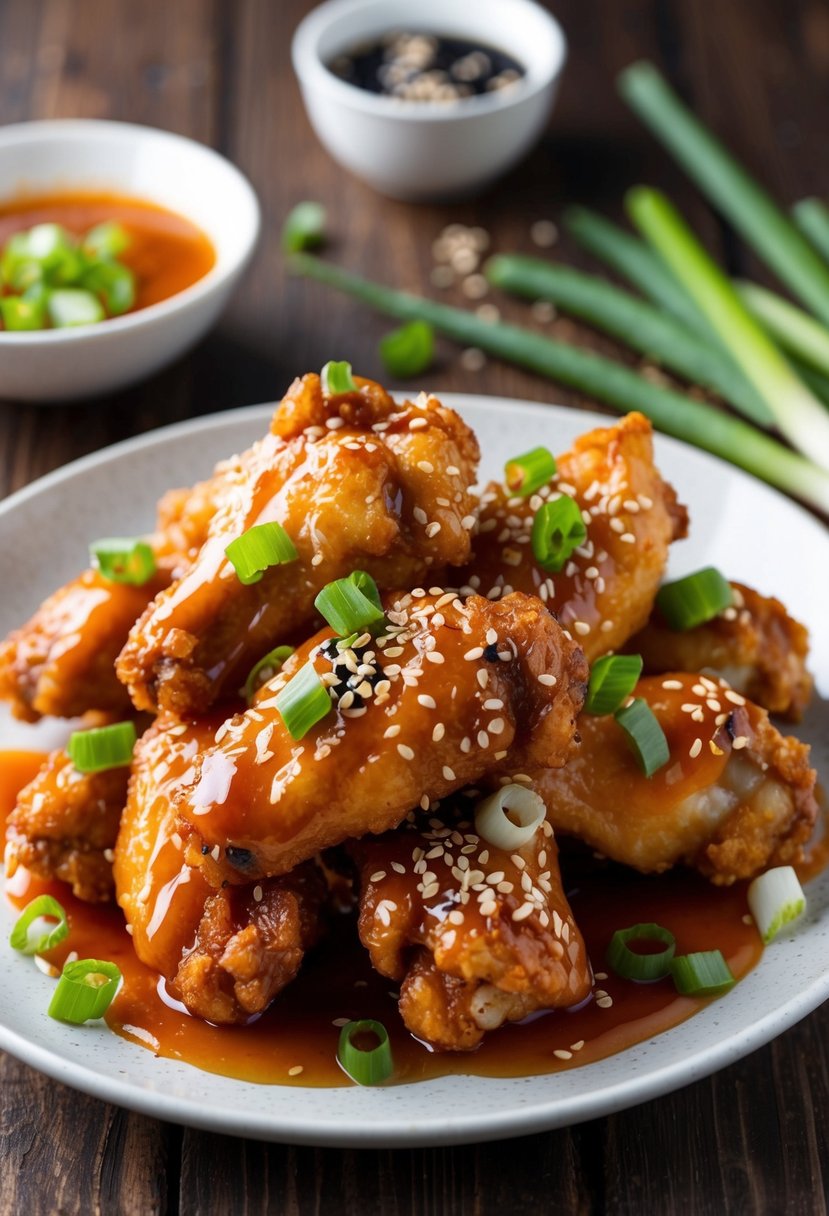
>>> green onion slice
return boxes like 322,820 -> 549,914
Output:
274,661 -> 332,740
337,1019 -> 393,1086
504,447 -> 557,497
586,654 -> 644,715
656,567 -> 733,631
614,697 -> 670,777
68,721 -> 137,774
225,521 -> 298,585
82,260 -> 136,316
48,959 -> 122,1023
82,221 -> 130,259
607,922 -> 676,981
747,866 -> 806,944
9,895 -> 69,956
244,645 -> 295,704
47,287 -> 105,328
531,495 -> 587,573
670,950 -> 735,997
282,201 -> 327,253
379,319 -> 434,378
321,360 -> 358,396
0,290 -> 48,331
314,570 -> 384,636
90,537 -> 157,586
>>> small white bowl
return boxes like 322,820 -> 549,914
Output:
0,120 -> 260,403
292,0 -> 567,202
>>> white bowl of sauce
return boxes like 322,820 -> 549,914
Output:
0,120 -> 260,403
292,0 -> 567,201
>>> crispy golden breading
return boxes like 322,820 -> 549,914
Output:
533,673 -> 817,884
630,582 -> 812,721
116,374 -> 481,716
173,590 -> 588,886
456,412 -> 687,661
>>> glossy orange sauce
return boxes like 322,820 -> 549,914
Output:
0,192 -> 215,312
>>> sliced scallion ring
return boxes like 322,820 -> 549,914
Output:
82,221 -> 130,259
282,201 -> 327,253
586,654 -> 643,715
90,537 -> 157,586
225,521 -> 298,585
9,895 -> 69,956
244,645 -> 295,704
321,360 -> 358,396
656,567 -> 733,631
474,784 -> 546,850
379,319 -> 434,378
504,447 -> 557,496
607,922 -> 676,981
274,661 -> 331,740
47,959 -> 122,1023
314,570 -> 384,636
531,495 -> 587,573
747,866 -> 806,944
670,950 -> 735,997
47,287 -> 105,328
614,697 -> 670,777
337,1019 -> 393,1085
68,721 -> 137,774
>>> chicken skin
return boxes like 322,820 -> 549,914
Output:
630,582 -> 812,721
352,809 -> 591,1051
533,674 -> 817,884
116,374 -> 481,716
456,412 -> 688,661
173,590 -> 588,887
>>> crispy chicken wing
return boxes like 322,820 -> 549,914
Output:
351,809 -> 591,1051
173,590 -> 588,886
533,673 -> 817,884
116,374 -> 481,716
457,412 -> 687,660
630,582 -> 812,721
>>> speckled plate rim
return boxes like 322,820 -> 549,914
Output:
1,394 -> 827,1149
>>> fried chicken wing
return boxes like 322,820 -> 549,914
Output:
116,374 -> 481,716
457,412 -> 687,660
533,673 -> 817,884
351,809 -> 591,1051
630,582 -> 812,721
173,590 -> 588,886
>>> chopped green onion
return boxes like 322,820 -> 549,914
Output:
0,291 -> 48,331
747,866 -> 806,944
736,280 -> 829,380
47,287 -> 105,328
282,201 -> 327,253
68,721 -> 137,774
337,1019 -> 393,1085
82,260 -> 136,316
90,537 -> 157,586
0,231 -> 43,291
379,319 -> 434,379
607,922 -> 676,981
656,567 -> 733,631
504,446 -> 557,496
48,958 -> 122,1023
274,661 -> 331,739
670,950 -> 735,997
314,570 -> 384,636
82,221 -> 130,259
793,198 -> 829,263
9,895 -> 69,956
321,360 -> 358,396
531,496 -> 587,573
22,223 -> 76,274
244,645 -> 295,704
586,654 -> 643,715
225,521 -> 298,585
614,698 -> 670,777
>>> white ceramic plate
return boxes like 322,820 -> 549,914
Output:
1,395 -> 827,1148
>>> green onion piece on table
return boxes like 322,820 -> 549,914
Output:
670,950 -> 735,997
244,645 -> 295,704
82,221 -> 130,260
337,1019 -> 394,1085
531,496 -> 587,573
607,923 -> 676,981
793,198 -> 829,263
47,287 -> 105,328
314,571 -> 384,637
68,721 -> 137,774
379,319 -> 434,378
225,521 -> 298,585
90,537 -> 157,586
321,359 -> 358,396
48,959 -> 122,1024
586,654 -> 643,715
747,866 -> 806,944
274,661 -> 331,740
614,698 -> 669,777
736,280 -> 829,380
504,446 -> 557,496
655,567 -> 733,631
9,895 -> 69,956
282,201 -> 327,253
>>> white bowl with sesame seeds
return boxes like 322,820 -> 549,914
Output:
292,0 -> 567,200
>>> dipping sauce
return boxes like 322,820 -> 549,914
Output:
328,33 -> 525,104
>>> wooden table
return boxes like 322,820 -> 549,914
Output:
1,1 -> 827,1210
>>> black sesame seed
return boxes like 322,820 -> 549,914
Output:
226,846 -> 256,872
483,643 -> 500,662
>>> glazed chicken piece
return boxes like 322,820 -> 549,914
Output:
114,714 -> 326,1024
629,582 -> 812,721
117,373 -> 481,716
457,412 -> 688,661
533,673 -> 817,884
351,808 -> 591,1051
173,590 -> 588,887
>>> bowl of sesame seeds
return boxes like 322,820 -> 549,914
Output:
292,0 -> 567,201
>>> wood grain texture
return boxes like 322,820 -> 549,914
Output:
1,0 -> 828,1212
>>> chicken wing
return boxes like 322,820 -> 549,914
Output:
116,374 -> 481,716
533,673 -> 817,884
630,582 -> 812,721
173,590 -> 588,886
456,412 -> 688,660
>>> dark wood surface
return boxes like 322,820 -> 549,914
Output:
1,0 -> 828,1211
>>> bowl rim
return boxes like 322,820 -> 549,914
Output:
291,0 -> 567,124
0,118 -> 261,346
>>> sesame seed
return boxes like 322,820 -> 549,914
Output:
732,736 -> 749,750
443,765 -> 456,781
461,514 -> 477,530
553,1049 -> 572,1061
413,506 -> 428,525
418,694 -> 437,709
512,903 -> 534,922
570,1041 -> 585,1052
689,739 -> 703,759
662,679 -> 683,690
537,673 -> 557,686
397,743 -> 415,761
725,690 -> 747,706
594,971 -> 608,981
426,522 -> 442,538
253,885 -> 263,902
370,871 -> 387,882
465,646 -> 484,660
477,730 -> 490,748
461,347 -> 486,371
417,460 -> 435,473
332,1017 -> 350,1027
480,900 -> 498,917
288,1066 -> 304,1076
596,996 -> 614,1009
425,651 -> 445,664
530,219 -> 558,247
